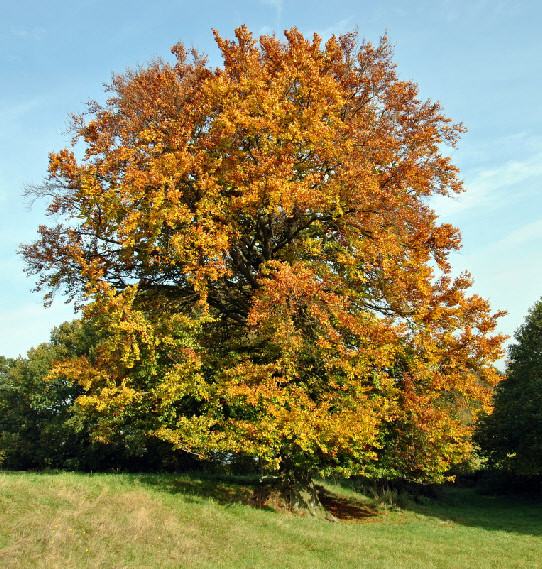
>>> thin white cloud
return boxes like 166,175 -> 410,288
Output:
260,0 -> 283,9
427,0 -> 523,24
433,150 -> 542,218
260,0 -> 283,21
306,17 -> 356,41
498,219 -> 542,248
5,26 -> 46,42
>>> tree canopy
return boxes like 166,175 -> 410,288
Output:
21,27 -> 505,497
476,299 -> 542,476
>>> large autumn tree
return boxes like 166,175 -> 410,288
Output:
21,27 -> 505,513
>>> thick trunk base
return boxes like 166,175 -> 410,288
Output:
275,466 -> 333,519
278,479 -> 326,517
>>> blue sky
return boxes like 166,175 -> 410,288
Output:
1,0 -> 541,368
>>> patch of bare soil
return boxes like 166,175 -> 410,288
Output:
317,489 -> 377,522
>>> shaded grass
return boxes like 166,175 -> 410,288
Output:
0,471 -> 541,568
407,487 -> 542,537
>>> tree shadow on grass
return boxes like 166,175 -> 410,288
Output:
404,487 -> 542,537
136,472 -> 379,521
317,478 -> 542,535
317,487 -> 378,522
136,472 -> 259,507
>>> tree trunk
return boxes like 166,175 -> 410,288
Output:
277,460 -> 330,518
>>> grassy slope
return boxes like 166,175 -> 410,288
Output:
0,472 -> 540,569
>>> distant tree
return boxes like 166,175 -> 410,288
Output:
476,300 -> 542,476
0,321 -> 92,469
0,321 -> 198,471
21,26 -> 505,513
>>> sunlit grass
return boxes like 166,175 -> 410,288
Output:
0,471 -> 540,568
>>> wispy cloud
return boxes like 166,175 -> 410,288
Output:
498,219 -> 542,249
305,17 -> 356,40
4,26 -> 46,42
260,0 -> 283,23
425,0 -> 523,24
432,150 -> 542,218
260,0 -> 283,10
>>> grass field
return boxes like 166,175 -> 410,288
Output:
0,471 -> 540,568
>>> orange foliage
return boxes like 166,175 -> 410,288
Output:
21,27 -> 506,482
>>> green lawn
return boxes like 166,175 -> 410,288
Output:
0,471 -> 540,568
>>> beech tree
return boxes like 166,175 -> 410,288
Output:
476,299 -> 542,476
21,27 -> 505,514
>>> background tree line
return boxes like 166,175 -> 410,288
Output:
475,299 -> 542,483
0,320 -> 200,472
